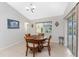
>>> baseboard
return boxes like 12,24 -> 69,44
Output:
51,41 -> 59,43
0,40 -> 22,51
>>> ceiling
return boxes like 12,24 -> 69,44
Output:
7,2 -> 71,20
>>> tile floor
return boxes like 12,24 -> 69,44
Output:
0,42 -> 73,57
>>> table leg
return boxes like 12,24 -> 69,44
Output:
38,42 -> 44,52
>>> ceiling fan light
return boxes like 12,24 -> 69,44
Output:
32,5 -> 36,9
25,7 -> 29,11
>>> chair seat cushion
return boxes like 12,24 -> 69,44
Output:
28,43 -> 38,47
43,41 -> 48,46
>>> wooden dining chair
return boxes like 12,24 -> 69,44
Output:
24,36 -> 38,57
25,33 -> 31,37
38,33 -> 44,36
43,35 -> 51,56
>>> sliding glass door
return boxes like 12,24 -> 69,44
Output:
67,16 -> 73,53
67,13 -> 77,56
72,14 -> 77,56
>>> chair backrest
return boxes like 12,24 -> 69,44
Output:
25,33 -> 31,37
38,33 -> 44,37
48,35 -> 51,45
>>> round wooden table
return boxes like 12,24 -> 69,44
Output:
29,35 -> 47,52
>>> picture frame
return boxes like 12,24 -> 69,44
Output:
7,19 -> 20,29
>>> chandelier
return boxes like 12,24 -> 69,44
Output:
25,4 -> 36,13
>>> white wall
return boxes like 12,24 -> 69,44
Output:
27,16 -> 65,43
0,2 -> 29,50
64,19 -> 67,47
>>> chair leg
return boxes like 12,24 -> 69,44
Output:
48,46 -> 51,56
33,48 -> 35,57
26,47 -> 28,56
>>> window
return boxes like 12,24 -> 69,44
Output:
36,21 -> 52,33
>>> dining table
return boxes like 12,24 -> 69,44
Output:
26,35 -> 47,52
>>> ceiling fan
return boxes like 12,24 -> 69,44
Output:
26,4 -> 36,13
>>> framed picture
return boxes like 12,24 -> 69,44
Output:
7,19 -> 20,29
